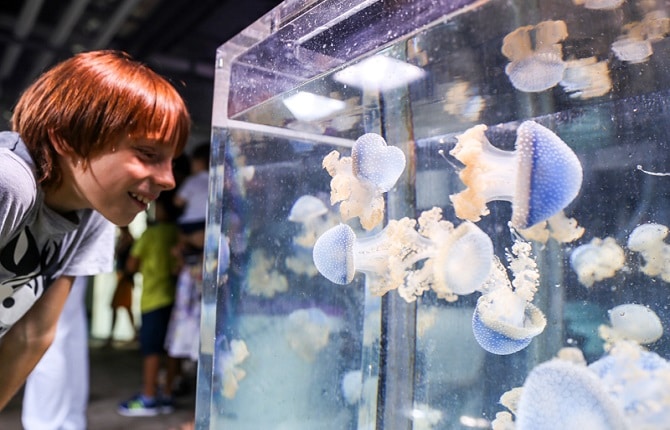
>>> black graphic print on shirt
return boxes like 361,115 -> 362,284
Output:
0,227 -> 61,336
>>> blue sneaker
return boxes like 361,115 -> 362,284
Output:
159,395 -> 175,414
117,394 -> 160,417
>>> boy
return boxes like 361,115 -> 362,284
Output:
0,50 -> 190,410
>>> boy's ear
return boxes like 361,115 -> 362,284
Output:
47,129 -> 73,156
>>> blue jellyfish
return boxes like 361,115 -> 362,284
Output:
449,120 -> 583,229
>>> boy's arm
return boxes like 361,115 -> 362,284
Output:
0,275 -> 74,410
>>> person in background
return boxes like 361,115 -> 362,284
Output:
173,142 -> 210,269
117,193 -> 181,417
21,276 -> 93,430
107,226 -> 137,346
0,49 -> 190,410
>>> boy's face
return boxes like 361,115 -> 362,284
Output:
74,137 -> 177,225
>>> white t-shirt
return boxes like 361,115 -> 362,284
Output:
0,131 -> 115,337
176,170 -> 209,224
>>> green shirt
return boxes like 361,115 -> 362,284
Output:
131,222 -> 178,313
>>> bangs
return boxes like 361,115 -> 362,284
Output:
121,75 -> 190,155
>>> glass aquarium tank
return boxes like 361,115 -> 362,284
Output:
196,0 -> 670,428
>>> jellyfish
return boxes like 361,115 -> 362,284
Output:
246,249 -> 288,297
220,339 -> 250,399
611,22 -> 654,63
472,240 -> 546,355
514,359 -> 627,430
408,403 -> 444,429
288,195 -> 330,248
443,80 -> 486,122
599,303 -> 663,346
589,340 -> 670,428
449,121 -> 583,230
341,370 -> 363,405
572,0 -> 625,9
501,20 -> 568,92
312,207 -> 493,302
323,133 -> 406,231
560,57 -> 612,99
570,237 -> 625,288
612,11 -> 670,63
284,307 -> 337,362
627,222 -> 670,281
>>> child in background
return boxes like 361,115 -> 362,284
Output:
173,142 -> 210,268
107,226 -> 137,346
117,193 -> 181,417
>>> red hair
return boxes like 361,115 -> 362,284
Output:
11,50 -> 191,187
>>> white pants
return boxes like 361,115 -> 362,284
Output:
22,276 -> 90,430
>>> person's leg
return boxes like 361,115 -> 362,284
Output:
142,354 -> 161,399
22,276 -> 90,430
107,306 -> 118,346
123,304 -> 137,339
118,305 -> 173,417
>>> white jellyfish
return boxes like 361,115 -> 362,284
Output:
590,340 -> 670,428
612,12 -> 670,64
284,307 -> 336,362
246,249 -> 288,298
570,237 -> 626,288
599,303 -> 663,346
323,133 -> 406,231
288,195 -> 330,248
220,339 -> 250,399
572,0 -> 625,9
312,207 -> 494,303
443,80 -> 486,122
341,369 -> 363,405
449,121 -> 583,230
560,57 -> 612,99
627,222 -> 670,281
611,21 -> 654,63
472,240 -> 546,355
501,20 -> 568,92
515,359 -> 627,430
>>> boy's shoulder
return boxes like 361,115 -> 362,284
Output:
0,132 -> 37,209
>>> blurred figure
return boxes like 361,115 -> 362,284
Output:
22,276 -> 91,430
117,194 -> 181,417
107,226 -> 136,346
173,142 -> 210,268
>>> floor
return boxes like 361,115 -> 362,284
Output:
0,340 -> 197,430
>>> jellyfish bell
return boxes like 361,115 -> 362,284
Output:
573,0 -> 625,9
352,133 -> 406,192
502,20 -> 568,93
449,121 -> 583,230
472,288 -> 547,355
505,52 -> 567,93
515,359 -> 627,430
288,195 -> 328,223
434,221 -> 493,295
312,223 -> 356,284
608,303 -> 663,345
627,223 -> 670,279
322,133 -> 406,231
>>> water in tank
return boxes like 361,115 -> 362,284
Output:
196,0 -> 670,428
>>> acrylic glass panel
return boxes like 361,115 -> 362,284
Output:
197,0 -> 670,429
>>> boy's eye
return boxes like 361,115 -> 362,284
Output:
135,147 -> 157,160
